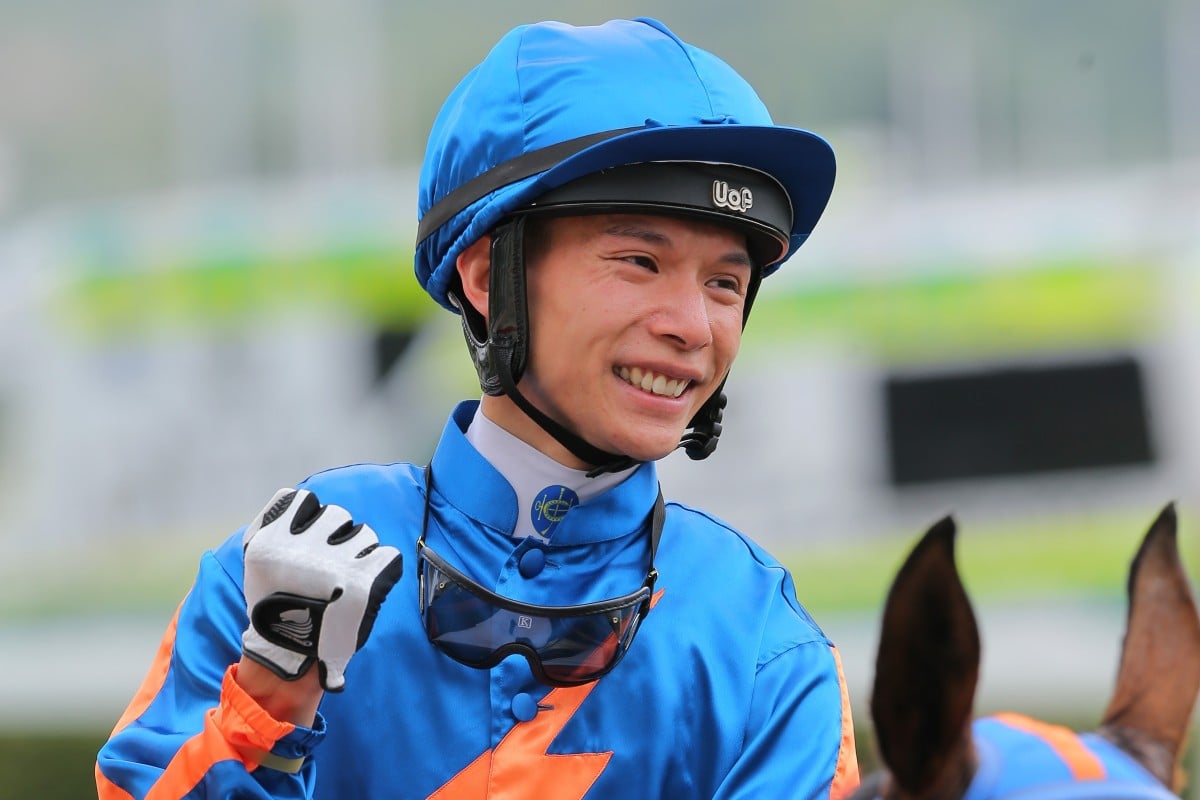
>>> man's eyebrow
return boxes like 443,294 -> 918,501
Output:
601,223 -> 753,267
719,250 -> 754,269
602,223 -> 670,245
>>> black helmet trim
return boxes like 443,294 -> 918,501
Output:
448,218 -> 529,398
417,127 -> 641,246
521,161 -> 793,268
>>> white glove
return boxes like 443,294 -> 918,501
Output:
241,488 -> 403,692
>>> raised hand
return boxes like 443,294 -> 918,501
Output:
241,488 -> 403,692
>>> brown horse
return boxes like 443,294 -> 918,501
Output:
850,504 -> 1200,800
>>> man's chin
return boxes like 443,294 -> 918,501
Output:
603,433 -> 685,465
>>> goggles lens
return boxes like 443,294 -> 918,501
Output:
418,542 -> 651,687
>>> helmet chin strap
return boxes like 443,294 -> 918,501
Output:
451,216 -> 752,478
679,384 -> 727,461
495,358 -> 642,478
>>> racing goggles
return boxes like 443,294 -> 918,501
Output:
418,467 -> 664,687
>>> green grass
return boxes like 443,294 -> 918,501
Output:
0,731 -> 109,799
0,533 -> 208,621
744,260 -> 1159,364
779,506 -> 1181,616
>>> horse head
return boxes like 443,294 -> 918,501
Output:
851,504 -> 1200,800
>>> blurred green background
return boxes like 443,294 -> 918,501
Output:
3,1 -> 1200,796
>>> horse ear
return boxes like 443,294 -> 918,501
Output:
1099,503 -> 1200,791
870,516 -> 980,796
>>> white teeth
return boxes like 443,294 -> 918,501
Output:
616,367 -> 689,398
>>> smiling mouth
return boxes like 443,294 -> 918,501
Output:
615,366 -> 690,398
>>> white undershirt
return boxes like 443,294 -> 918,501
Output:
465,406 -> 636,540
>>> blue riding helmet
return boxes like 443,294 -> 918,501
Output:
414,17 -> 836,471
416,16 -> 835,311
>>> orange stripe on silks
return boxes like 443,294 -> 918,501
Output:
145,714 -> 247,800
429,591 -> 665,800
488,682 -> 612,800
213,664 -> 300,765
110,602 -> 185,737
96,603 -> 302,798
430,681 -> 610,800
143,666 -> 298,799
992,712 -> 1107,781
428,750 -> 493,798
96,764 -> 136,800
109,662 -> 295,800
828,647 -> 861,800
97,602 -> 186,799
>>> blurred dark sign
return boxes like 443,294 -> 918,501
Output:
885,355 -> 1154,485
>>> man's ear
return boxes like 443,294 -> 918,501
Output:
455,235 -> 492,320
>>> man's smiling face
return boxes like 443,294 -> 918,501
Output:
503,212 -> 752,467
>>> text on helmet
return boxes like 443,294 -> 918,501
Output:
711,180 -> 754,214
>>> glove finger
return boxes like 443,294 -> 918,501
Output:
316,585 -> 365,691
329,521 -> 388,578
318,543 -> 402,691
287,490 -> 323,534
318,659 -> 348,693
301,501 -> 354,539
244,488 -> 298,548
356,548 -> 404,650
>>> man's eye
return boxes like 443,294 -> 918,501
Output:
625,255 -> 657,271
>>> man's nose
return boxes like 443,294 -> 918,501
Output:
651,280 -> 713,350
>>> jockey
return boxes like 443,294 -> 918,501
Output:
97,17 -> 858,799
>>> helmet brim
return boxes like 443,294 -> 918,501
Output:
420,123 -> 834,312
530,124 -> 836,257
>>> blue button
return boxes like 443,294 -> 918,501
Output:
511,693 -> 539,722
518,547 -> 546,578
